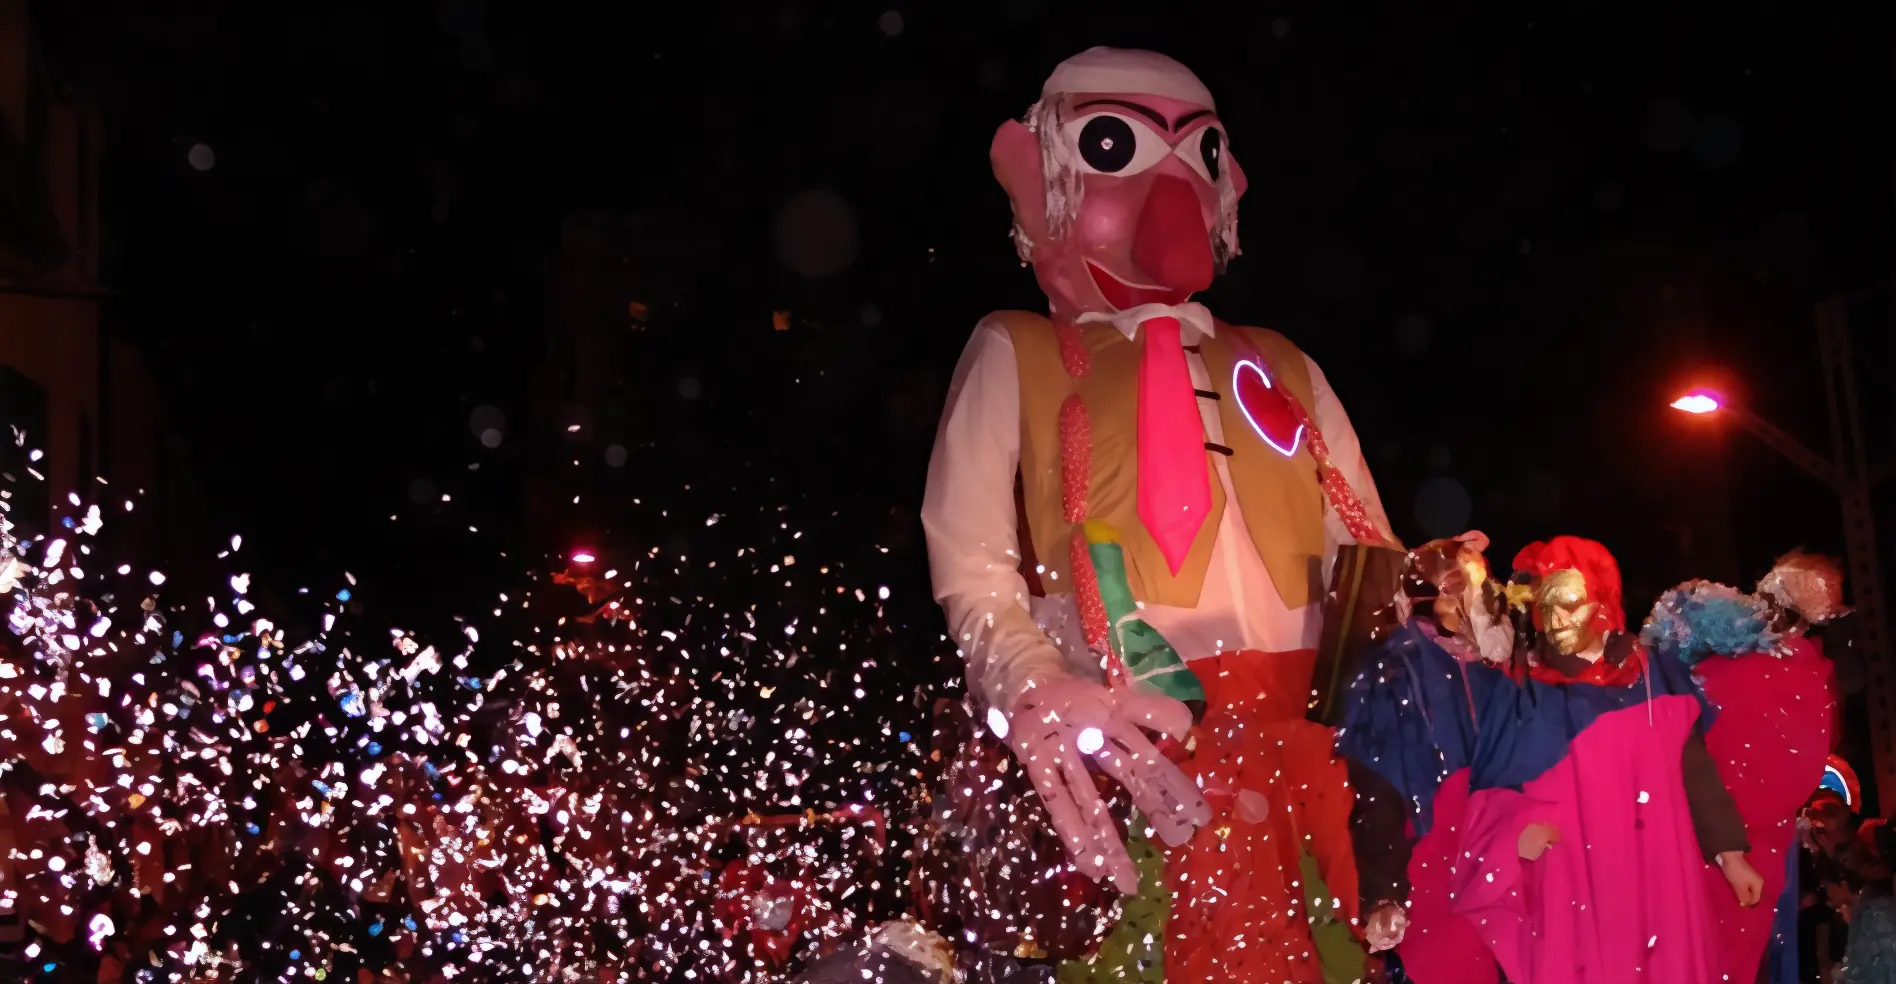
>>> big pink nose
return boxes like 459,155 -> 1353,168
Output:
1131,174 -> 1215,295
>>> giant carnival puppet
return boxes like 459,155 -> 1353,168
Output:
920,47 -> 1397,984
1339,535 -> 1774,984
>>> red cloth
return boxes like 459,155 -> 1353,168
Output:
1135,316 -> 1211,575
1396,769 -> 1503,984
1695,637 -> 1837,983
1164,650 -> 1357,984
1519,639 -> 1650,688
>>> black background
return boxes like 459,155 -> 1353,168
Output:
30,0 -> 1896,669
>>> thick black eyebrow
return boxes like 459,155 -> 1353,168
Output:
1074,99 -> 1217,134
1173,109 -> 1216,131
1073,98 -> 1170,131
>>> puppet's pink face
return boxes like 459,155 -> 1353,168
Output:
992,92 -> 1246,319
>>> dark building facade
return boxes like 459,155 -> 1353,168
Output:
0,0 -> 171,557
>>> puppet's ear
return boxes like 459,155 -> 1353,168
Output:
990,119 -> 1047,242
1228,151 -> 1249,201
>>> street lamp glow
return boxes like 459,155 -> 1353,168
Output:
1670,390 -> 1722,415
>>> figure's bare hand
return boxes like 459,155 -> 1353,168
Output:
1003,678 -> 1211,894
1720,851 -> 1765,907
1363,903 -> 1408,953
1518,821 -> 1560,860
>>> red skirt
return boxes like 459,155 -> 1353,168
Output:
1163,649 -> 1361,984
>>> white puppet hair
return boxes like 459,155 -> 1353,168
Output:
1014,98 -> 1085,263
1212,143 -> 1240,269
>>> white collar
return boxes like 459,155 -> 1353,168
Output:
1075,301 -> 1216,342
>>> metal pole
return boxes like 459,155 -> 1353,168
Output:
1726,406 -> 1844,491
1817,299 -> 1896,813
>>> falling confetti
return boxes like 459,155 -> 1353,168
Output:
0,460 -> 972,983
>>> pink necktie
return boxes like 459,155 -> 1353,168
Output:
1135,316 -> 1210,575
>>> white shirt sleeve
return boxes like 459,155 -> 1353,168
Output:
1305,353 -> 1396,544
922,317 -> 1073,714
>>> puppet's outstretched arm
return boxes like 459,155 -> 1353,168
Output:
923,319 -> 1209,895
923,319 -> 1072,716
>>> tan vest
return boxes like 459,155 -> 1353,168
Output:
1002,310 -> 1329,611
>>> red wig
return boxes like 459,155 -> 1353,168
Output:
1512,535 -> 1625,632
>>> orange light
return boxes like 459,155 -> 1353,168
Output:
1669,390 -> 1722,414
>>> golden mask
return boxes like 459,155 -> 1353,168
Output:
1457,551 -> 1492,598
1433,550 -> 1495,632
1431,597 -> 1462,633
1534,568 -> 1601,656
1406,539 -> 1485,633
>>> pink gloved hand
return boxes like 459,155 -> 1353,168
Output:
1001,677 -> 1210,894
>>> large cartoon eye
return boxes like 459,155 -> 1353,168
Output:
1061,113 -> 1170,176
1178,127 -> 1225,183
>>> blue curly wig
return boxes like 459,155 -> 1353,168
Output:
1640,579 -> 1781,666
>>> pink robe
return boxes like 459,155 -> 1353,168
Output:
1398,769 -> 1503,983
1452,694 -> 1721,983
1695,638 -> 1837,982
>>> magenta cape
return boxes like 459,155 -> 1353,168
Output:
1695,637 -> 1837,982
1398,769 -> 1503,982
1453,692 -> 1720,982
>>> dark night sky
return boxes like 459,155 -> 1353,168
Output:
32,0 -> 1896,628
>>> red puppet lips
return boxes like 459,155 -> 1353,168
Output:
1086,261 -> 1188,309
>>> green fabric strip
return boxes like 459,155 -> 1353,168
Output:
1299,847 -> 1368,984
1085,539 -> 1205,705
1062,529 -> 1199,983
1059,824 -> 1168,984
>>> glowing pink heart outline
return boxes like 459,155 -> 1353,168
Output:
1232,359 -> 1304,458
